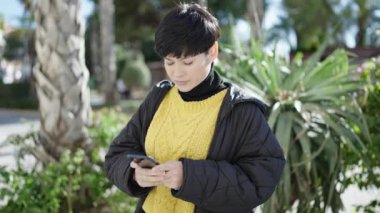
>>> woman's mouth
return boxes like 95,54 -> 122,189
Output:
174,80 -> 189,86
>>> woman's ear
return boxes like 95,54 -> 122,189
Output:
209,42 -> 219,61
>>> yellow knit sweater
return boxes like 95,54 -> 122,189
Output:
142,87 -> 227,213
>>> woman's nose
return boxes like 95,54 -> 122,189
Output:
170,66 -> 185,78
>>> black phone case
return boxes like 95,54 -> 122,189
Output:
126,154 -> 158,168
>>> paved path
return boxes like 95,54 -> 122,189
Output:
0,109 -> 39,125
0,109 -> 39,170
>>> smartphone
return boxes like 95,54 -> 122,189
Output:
126,154 -> 159,168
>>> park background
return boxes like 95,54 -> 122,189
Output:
0,0 -> 379,212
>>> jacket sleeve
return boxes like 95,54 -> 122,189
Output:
172,103 -> 285,212
104,91 -> 155,197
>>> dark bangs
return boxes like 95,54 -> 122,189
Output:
154,3 -> 220,58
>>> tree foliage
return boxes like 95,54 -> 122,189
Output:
3,29 -> 34,61
112,0 -> 254,43
268,0 -> 380,51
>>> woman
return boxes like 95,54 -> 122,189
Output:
105,3 -> 285,213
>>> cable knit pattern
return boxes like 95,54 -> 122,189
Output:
143,87 -> 227,213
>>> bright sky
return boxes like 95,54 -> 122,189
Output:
0,0 -> 94,27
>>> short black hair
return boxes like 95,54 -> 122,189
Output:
154,3 -> 220,58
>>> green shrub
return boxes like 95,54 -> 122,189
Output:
0,108 -> 138,212
344,57 -> 380,212
119,99 -> 142,114
0,149 -> 110,212
116,45 -> 151,89
0,81 -> 38,109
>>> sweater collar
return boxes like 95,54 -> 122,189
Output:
178,64 -> 227,102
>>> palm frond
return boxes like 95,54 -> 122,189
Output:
217,37 -> 370,212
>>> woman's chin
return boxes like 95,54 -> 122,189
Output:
176,86 -> 190,92
175,85 -> 193,92
172,81 -> 190,92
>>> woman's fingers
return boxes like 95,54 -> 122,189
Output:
155,161 -> 183,190
130,160 -> 183,189
136,171 -> 164,187
130,161 -> 165,187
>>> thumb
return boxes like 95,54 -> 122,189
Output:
130,161 -> 139,169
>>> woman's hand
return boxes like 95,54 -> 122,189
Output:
130,161 -> 165,187
153,160 -> 183,190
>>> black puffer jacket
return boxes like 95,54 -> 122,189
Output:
104,80 -> 285,213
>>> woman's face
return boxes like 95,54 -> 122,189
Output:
164,43 -> 218,92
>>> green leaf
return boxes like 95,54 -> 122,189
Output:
275,112 -> 294,156
268,102 -> 281,129
298,133 -> 312,172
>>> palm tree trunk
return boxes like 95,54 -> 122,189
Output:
33,0 -> 92,160
247,0 -> 264,41
0,25 -> 4,60
88,14 -> 102,88
99,0 -> 118,105
356,0 -> 368,47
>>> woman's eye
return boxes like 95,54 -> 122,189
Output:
166,61 -> 174,66
183,61 -> 193,65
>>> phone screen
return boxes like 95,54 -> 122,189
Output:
127,154 -> 158,168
